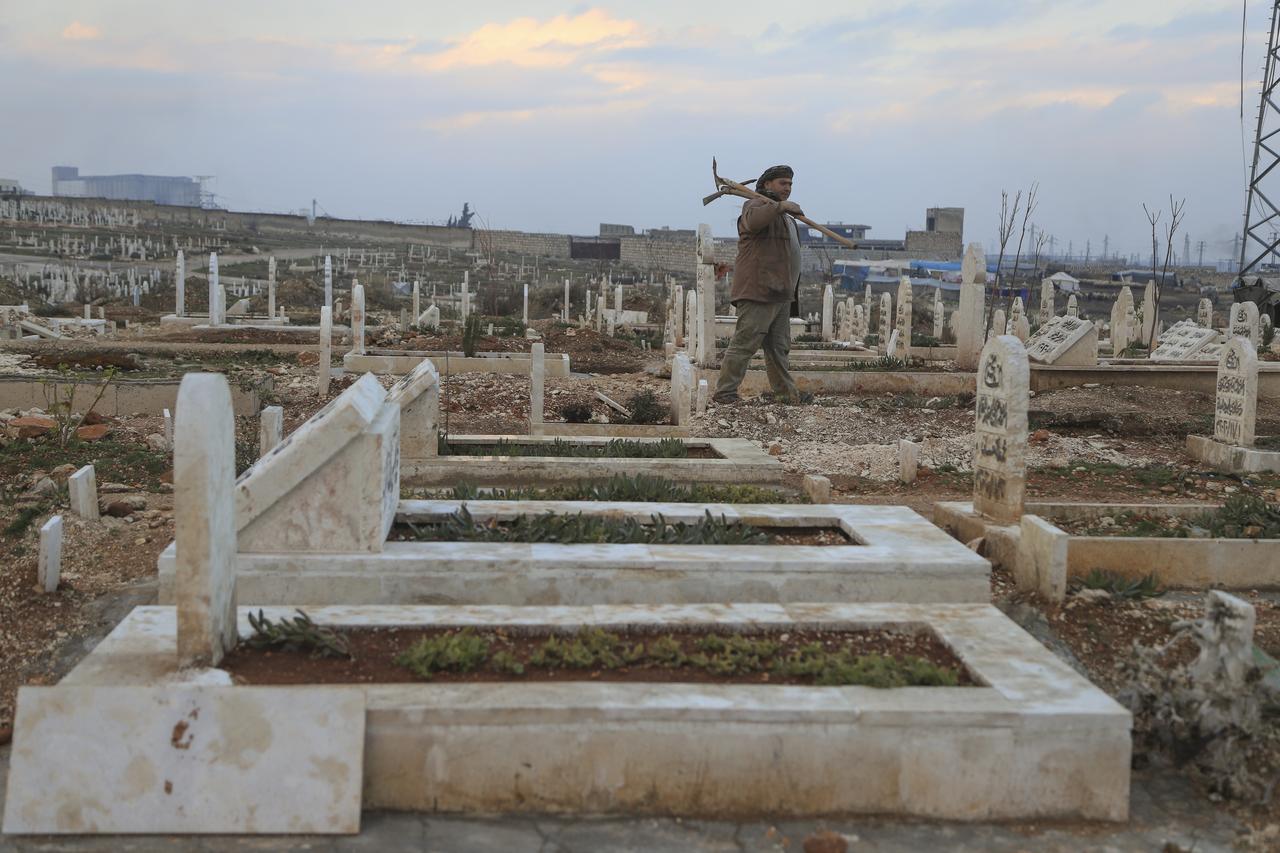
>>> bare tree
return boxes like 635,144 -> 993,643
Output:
987,190 -> 1022,333
1003,183 -> 1039,322
1143,196 -> 1187,349
1031,229 -> 1049,280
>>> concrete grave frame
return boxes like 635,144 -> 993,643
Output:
157,501 -> 990,605
344,348 -> 571,377
937,501 -> 1280,591
42,601 -> 1131,823
402,435 -> 781,488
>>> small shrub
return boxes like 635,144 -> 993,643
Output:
461,313 -> 482,357
397,630 -> 490,680
559,401 -> 593,423
1078,570 -> 1163,599
245,609 -> 350,658
626,389 -> 665,425
408,505 -> 771,546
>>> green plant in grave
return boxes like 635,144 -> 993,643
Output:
1077,570 -> 1163,600
246,609 -> 351,658
396,630 -> 490,680
461,312 -> 482,357
439,437 -> 690,459
625,389 -> 665,425
408,505 -> 771,545
445,474 -> 800,504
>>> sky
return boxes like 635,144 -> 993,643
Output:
0,0 -> 1267,261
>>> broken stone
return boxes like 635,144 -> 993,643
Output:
102,495 -> 147,517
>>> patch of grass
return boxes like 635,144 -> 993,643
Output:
4,503 -> 51,538
1200,493 -> 1280,539
407,505 -> 770,545
396,630 -> 490,680
440,437 -> 690,459
1078,570 -> 1163,599
1131,465 -> 1180,487
0,437 -> 170,490
394,627 -> 963,688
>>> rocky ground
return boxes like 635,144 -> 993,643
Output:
3,321 -> 1280,847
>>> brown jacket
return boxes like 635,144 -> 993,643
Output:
731,197 -> 801,311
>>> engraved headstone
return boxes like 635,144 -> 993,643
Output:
894,277 -> 912,358
1008,297 -> 1030,342
175,250 -> 185,317
324,255 -> 333,311
1039,279 -> 1055,324
1230,301 -> 1261,347
1214,338 -> 1258,447
989,309 -> 1006,344
529,342 -> 545,427
1066,293 -> 1078,318
1149,322 -> 1217,362
879,292 -> 892,352
317,306 -> 332,398
1025,315 -> 1098,366
1198,298 -> 1213,330
973,336 -> 1029,523
350,283 -> 365,356
671,352 -> 693,426
932,287 -> 945,338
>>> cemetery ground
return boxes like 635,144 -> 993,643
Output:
5,342 -> 1280,845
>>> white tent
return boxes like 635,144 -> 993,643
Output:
1046,271 -> 1081,293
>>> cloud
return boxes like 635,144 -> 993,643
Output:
61,21 -> 100,41
415,9 -> 645,71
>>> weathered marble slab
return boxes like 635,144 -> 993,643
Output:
1150,321 -> 1217,362
1025,316 -> 1096,366
1214,337 -> 1259,447
973,336 -> 1029,523
388,357 -> 439,459
2,686 -> 365,834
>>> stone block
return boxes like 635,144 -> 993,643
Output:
258,405 -> 283,457
38,515 -> 62,593
387,357 -> 440,459
803,474 -> 832,503
2,686 -> 365,834
68,464 -> 98,520
1015,514 -> 1067,602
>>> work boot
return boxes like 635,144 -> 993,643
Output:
780,392 -> 816,406
712,393 -> 741,405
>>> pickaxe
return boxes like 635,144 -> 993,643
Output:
704,158 -> 860,249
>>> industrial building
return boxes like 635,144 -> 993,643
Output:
51,166 -> 201,207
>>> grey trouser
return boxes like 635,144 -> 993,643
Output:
713,300 -> 799,401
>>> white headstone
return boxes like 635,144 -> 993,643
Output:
259,405 -> 283,457
1039,279 -> 1054,324
1231,301 -> 1261,347
163,408 -> 173,448
898,439 -> 919,485
529,342 -> 545,426
1009,297 -> 1030,342
932,288 -> 945,339
175,250 -> 185,317
684,290 -> 698,356
267,256 -> 276,319
350,283 -> 365,356
821,285 -> 835,342
1141,281 -> 1156,346
387,357 -> 440,458
68,464 -> 98,520
695,260 -> 714,365
989,309 -> 1006,344
174,374 -> 238,667
317,306 -> 332,398
522,282 -> 529,325
1214,338 -> 1258,447
1198,298 -> 1213,330
878,292 -> 892,352
324,255 -> 333,311
563,278 -> 571,322
957,243 -> 986,369
420,305 -> 440,331
973,335 -> 1030,523
38,515 -> 62,593
412,279 -> 421,324
671,352 -> 693,426
208,253 -> 219,324
894,277 -> 912,358
696,378 -> 709,414
1066,293 -> 1078,318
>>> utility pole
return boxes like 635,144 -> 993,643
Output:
1085,239 -> 1092,265
1102,234 -> 1110,262
1197,240 -> 1206,267
1239,1 -> 1280,277
1067,240 -> 1074,262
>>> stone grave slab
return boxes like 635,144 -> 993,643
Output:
235,372 -> 399,553
1214,337 -> 1258,447
1150,322 -> 1217,362
387,356 -> 440,460
2,685 -> 365,834
1025,316 -> 1097,366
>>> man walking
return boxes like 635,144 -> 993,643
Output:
712,164 -> 810,405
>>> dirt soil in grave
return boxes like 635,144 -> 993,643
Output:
145,327 -> 324,345
389,323 -> 650,374
220,626 -> 971,686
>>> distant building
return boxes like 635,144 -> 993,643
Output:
0,178 -> 25,195
926,207 -> 964,234
51,165 -> 201,207
599,223 -> 636,237
800,222 -> 870,245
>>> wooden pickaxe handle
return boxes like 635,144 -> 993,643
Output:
709,158 -> 860,250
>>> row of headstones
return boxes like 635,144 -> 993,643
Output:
971,326 -> 1264,531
